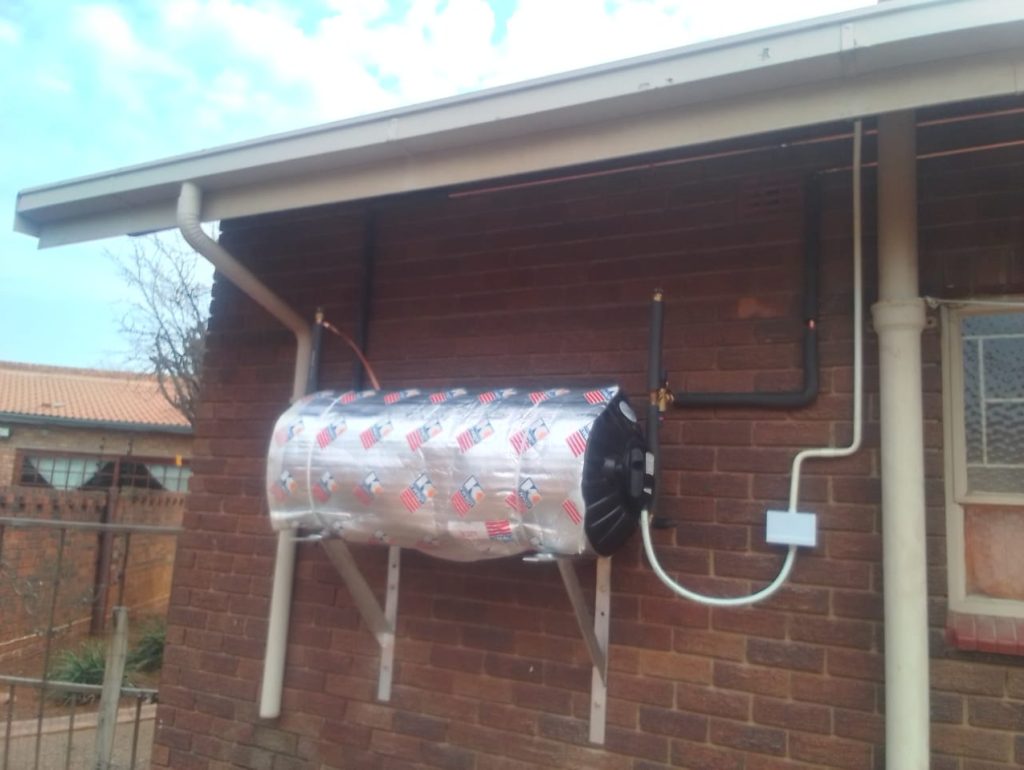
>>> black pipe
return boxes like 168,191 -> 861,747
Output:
646,290 -> 674,528
353,209 -> 377,390
307,308 -> 324,393
647,289 -> 664,467
672,174 -> 821,409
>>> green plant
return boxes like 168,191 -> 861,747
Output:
127,618 -> 166,673
47,641 -> 109,704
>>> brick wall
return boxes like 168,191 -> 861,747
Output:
153,102 -> 1024,769
0,491 -> 106,663
0,489 -> 185,664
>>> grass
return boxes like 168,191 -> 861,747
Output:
47,641 -> 110,704
47,618 -> 165,704
126,618 -> 166,673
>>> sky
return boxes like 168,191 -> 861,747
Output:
1,0 -> 874,370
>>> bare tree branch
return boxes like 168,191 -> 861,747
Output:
111,235 -> 211,426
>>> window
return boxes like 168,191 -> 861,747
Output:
19,455 -> 106,490
17,453 -> 191,493
943,305 -> 1024,639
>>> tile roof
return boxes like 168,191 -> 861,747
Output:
0,361 -> 190,430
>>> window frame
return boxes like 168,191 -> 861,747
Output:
942,302 -> 1024,619
13,450 -> 191,493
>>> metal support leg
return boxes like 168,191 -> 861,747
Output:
320,541 -> 400,701
378,546 -> 400,701
557,556 -> 611,744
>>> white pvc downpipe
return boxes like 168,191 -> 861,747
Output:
641,121 -> 865,607
177,181 -> 312,720
872,112 -> 930,769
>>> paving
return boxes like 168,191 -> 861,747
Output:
2,704 -> 155,769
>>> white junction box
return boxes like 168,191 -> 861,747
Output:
765,510 -> 818,548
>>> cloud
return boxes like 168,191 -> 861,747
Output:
72,4 -> 144,59
0,18 -> 18,44
52,0 -> 875,156
35,71 -> 73,94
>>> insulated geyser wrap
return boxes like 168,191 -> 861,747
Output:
266,385 -> 649,561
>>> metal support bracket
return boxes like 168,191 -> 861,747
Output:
557,556 -> 611,744
321,540 -> 401,701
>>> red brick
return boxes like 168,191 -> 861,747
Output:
710,718 -> 786,756
392,711 -> 448,741
827,532 -> 882,561
670,740 -> 744,770
430,644 -> 484,674
746,638 -> 824,673
712,608 -> 787,639
478,702 -> 538,735
717,448 -> 793,474
833,708 -> 883,744
791,557 -> 872,589
510,680 -> 573,715
713,662 -> 790,698
676,681 -> 750,720
638,705 -> 708,741
672,628 -> 746,661
449,722 -> 566,766
611,619 -> 672,652
679,471 -> 751,499
826,648 -> 884,682
637,650 -> 712,684
790,733 -> 873,770
484,651 -> 544,682
931,660 -> 1006,696
640,597 -> 710,628
932,724 -> 1013,762
791,673 -> 876,711
752,696 -> 830,734
1008,669 -> 1024,698
789,617 -> 875,650
609,672 -> 674,707
604,725 -> 670,762
968,698 -> 1024,731
752,421 -> 831,446
832,589 -> 883,619
931,691 -> 964,724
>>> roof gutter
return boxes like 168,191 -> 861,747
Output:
0,412 -> 193,435
176,182 -> 310,721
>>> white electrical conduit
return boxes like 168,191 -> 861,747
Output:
177,181 -> 312,720
640,120 -> 865,607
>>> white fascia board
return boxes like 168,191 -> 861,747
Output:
15,0 -> 1024,247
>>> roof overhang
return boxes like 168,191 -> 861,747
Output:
15,0 -> 1024,248
0,411 -> 193,435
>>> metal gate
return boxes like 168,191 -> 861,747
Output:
0,505 -> 181,769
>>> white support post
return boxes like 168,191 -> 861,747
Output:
556,556 -> 611,744
94,607 -> 129,769
320,541 -> 400,701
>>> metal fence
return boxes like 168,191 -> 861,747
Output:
0,515 -> 181,770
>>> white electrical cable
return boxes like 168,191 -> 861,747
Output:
641,120 -> 865,607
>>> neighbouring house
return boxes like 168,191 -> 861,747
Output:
0,361 -> 192,491
12,2 -> 1024,768
0,362 -> 192,661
